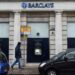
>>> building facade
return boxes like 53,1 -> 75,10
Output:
0,0 -> 75,67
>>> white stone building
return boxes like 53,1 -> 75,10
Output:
0,0 -> 75,67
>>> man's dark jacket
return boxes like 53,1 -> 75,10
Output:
15,45 -> 21,58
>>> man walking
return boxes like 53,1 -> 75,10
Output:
11,42 -> 22,69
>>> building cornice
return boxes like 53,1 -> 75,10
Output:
0,2 -> 75,12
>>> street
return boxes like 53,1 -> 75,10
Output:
9,69 -> 75,75
9,73 -> 75,75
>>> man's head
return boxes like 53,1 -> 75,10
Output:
18,42 -> 21,46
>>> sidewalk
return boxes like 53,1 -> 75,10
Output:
9,66 -> 39,75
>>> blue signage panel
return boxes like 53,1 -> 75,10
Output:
22,2 -> 54,8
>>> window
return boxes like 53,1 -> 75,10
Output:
0,23 -> 9,38
66,52 -> 75,60
27,23 -> 49,38
68,23 -> 75,38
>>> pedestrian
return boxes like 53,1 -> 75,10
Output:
11,42 -> 22,69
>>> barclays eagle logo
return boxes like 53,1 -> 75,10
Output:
22,3 -> 27,8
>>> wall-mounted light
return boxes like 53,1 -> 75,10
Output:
50,26 -> 55,35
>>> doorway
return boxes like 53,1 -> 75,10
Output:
27,22 -> 49,63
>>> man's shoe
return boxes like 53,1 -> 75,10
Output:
11,66 -> 13,69
19,67 -> 24,69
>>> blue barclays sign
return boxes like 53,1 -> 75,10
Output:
22,2 -> 54,8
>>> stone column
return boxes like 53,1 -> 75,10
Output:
14,11 -> 21,49
55,11 -> 62,54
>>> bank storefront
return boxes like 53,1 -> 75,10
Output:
0,1 -> 75,67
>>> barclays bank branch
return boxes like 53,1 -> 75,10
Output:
0,0 -> 75,67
